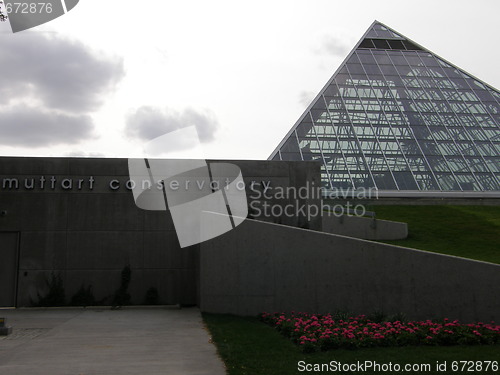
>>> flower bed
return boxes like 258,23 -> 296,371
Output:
260,312 -> 500,352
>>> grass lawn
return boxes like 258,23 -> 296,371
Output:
368,205 -> 500,264
204,314 -> 500,375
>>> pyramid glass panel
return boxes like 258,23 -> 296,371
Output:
270,21 -> 500,193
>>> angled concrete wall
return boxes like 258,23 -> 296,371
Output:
199,219 -> 499,322
321,214 -> 408,240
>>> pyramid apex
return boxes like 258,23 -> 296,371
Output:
270,21 -> 500,193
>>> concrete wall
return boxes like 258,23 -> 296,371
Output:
199,218 -> 500,322
321,214 -> 408,240
229,159 -> 321,230
0,157 -> 320,307
0,157 -> 195,307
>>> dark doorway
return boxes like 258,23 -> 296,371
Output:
0,232 -> 19,307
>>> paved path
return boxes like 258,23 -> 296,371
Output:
0,307 -> 226,375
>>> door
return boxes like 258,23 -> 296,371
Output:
0,232 -> 19,307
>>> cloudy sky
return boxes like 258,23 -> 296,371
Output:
0,0 -> 499,160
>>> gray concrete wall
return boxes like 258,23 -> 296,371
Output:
0,157 -> 320,307
321,214 -> 408,240
199,218 -> 500,322
0,157 -> 194,307
224,159 -> 321,230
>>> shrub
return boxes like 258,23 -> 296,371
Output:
368,310 -> 387,323
31,272 -> 65,307
70,284 -> 96,307
112,265 -> 132,307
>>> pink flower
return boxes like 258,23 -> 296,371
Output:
260,312 -> 499,351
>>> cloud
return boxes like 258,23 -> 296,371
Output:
298,90 -> 317,107
0,32 -> 124,113
315,35 -> 351,57
0,105 -> 95,147
0,31 -> 124,147
125,106 -> 219,143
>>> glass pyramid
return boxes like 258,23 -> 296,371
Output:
269,21 -> 500,193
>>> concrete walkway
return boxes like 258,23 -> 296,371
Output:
0,307 -> 226,375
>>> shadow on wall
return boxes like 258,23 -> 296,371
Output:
30,265 -> 161,307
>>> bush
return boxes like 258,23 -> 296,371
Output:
70,284 -> 96,307
31,272 -> 66,307
368,310 -> 387,323
112,265 -> 132,307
